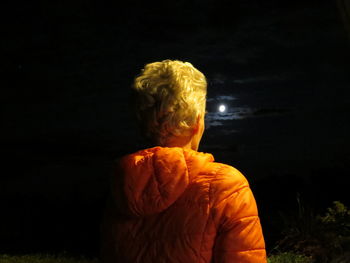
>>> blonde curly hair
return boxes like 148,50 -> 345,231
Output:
132,59 -> 207,145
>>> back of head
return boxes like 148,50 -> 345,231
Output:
132,60 -> 207,145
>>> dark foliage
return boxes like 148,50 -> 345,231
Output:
275,198 -> 350,262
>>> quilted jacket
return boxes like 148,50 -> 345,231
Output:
101,147 -> 266,262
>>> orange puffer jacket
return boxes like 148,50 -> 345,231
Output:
101,147 -> 266,263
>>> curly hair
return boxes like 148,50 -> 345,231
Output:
132,59 -> 207,145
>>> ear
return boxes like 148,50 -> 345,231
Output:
192,114 -> 202,135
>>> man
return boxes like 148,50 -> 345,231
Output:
101,60 -> 266,262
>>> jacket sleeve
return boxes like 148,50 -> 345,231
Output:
212,168 -> 266,262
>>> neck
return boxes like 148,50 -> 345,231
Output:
162,135 -> 196,151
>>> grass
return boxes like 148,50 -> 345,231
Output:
268,252 -> 312,263
0,253 -> 313,263
0,254 -> 99,263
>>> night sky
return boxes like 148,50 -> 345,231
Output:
2,0 -> 350,257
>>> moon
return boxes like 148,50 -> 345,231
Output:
218,104 -> 226,113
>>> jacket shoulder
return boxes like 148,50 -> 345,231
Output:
201,163 -> 250,206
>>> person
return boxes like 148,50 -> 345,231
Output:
101,60 -> 266,262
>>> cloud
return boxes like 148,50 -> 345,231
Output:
214,114 -> 244,120
232,74 -> 292,84
207,95 -> 236,102
205,105 -> 291,130
217,95 -> 236,101
210,74 -> 227,85
210,108 -> 254,119
205,109 -> 252,129
205,120 -> 223,129
205,107 -> 255,129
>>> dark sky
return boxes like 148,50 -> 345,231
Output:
2,0 -> 350,256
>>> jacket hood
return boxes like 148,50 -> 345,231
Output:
113,147 -> 214,217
